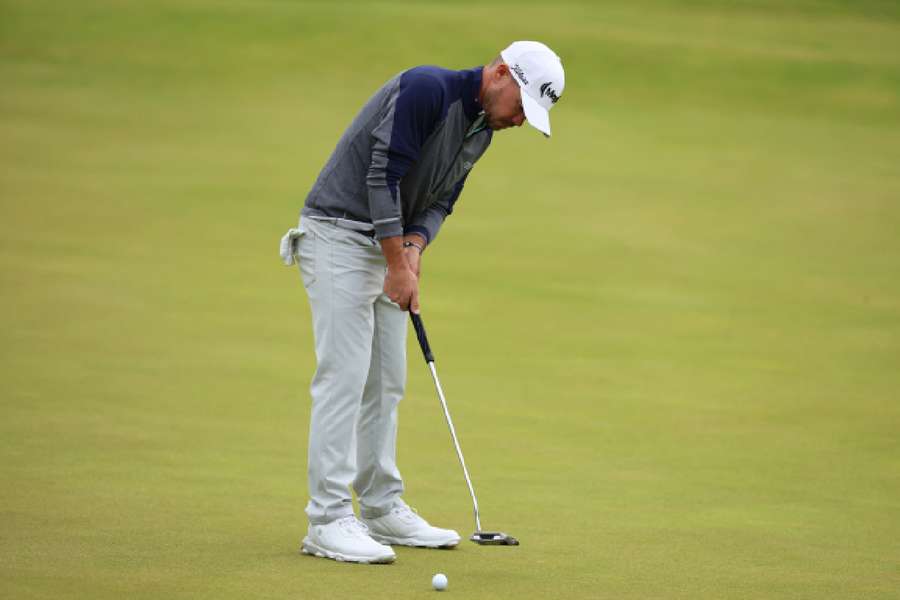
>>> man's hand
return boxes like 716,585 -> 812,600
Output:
384,265 -> 418,312
381,236 -> 420,313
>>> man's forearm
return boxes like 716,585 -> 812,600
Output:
381,233 -> 425,262
380,236 -> 409,270
380,235 -> 420,312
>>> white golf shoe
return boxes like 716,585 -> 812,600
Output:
362,504 -> 461,548
301,515 -> 396,564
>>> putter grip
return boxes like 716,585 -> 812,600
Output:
410,313 -> 434,363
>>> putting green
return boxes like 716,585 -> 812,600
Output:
2,1 -> 899,598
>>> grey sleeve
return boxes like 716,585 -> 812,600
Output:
404,177 -> 467,245
366,71 -> 447,240
366,88 -> 405,240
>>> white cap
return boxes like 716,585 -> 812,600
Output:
500,41 -> 565,137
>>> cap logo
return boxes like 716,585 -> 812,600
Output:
540,81 -> 560,104
511,63 -> 529,85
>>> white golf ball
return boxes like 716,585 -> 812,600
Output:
432,573 -> 448,591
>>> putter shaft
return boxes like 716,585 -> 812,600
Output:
411,313 -> 518,546
426,360 -> 482,532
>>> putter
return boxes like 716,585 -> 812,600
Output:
410,312 -> 519,546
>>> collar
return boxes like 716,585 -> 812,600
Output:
466,113 -> 489,139
460,66 -> 484,121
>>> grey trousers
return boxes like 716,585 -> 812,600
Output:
294,218 -> 407,525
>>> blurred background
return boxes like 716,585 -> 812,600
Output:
2,1 -> 899,598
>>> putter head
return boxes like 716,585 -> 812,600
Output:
470,531 -> 519,546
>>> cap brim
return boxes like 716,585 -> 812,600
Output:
521,90 -> 551,137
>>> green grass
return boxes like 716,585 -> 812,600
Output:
2,1 -> 899,598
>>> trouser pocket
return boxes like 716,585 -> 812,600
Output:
297,229 -> 317,288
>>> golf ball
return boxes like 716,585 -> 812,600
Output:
432,573 -> 448,591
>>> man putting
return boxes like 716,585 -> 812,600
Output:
280,41 -> 565,564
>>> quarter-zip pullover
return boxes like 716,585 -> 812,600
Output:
301,65 -> 493,243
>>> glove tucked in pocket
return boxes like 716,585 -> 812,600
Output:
279,227 -> 305,266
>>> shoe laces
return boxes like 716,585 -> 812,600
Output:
392,504 -> 424,524
336,515 -> 371,538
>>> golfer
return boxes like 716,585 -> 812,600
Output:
280,41 -> 565,564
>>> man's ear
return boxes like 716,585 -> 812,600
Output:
494,63 -> 509,79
